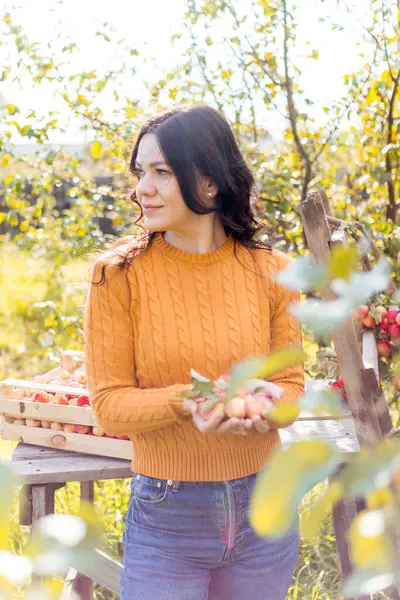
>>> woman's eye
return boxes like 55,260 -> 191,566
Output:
157,169 -> 170,176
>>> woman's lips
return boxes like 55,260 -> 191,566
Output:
143,206 -> 163,213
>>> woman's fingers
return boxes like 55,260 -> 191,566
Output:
216,417 -> 248,435
251,415 -> 270,434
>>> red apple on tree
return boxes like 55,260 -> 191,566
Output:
377,341 -> 391,358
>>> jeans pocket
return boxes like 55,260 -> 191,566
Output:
132,474 -> 169,505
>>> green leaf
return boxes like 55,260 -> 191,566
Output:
274,255 -> 327,292
298,386 -> 345,417
331,258 -> 391,307
227,348 -> 305,399
250,440 -> 341,538
290,298 -> 352,335
190,369 -> 215,397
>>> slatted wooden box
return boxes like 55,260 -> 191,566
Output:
0,350 -> 132,460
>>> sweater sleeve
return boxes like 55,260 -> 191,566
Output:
84,260 -> 192,436
267,251 -> 305,428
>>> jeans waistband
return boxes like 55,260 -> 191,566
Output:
132,472 -> 258,492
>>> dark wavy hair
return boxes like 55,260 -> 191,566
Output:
91,104 -> 271,284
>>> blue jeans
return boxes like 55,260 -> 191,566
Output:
120,472 -> 299,600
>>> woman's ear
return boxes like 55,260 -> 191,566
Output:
203,178 -> 218,200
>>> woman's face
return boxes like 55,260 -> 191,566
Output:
134,133 -> 196,233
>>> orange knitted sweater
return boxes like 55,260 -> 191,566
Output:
84,232 -> 304,481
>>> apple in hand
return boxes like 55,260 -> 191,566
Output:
225,397 -> 246,418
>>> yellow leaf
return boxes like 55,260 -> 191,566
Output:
366,487 -> 393,510
1,154 -> 10,166
4,175 -> 13,187
302,480 -> 343,540
349,509 -> 393,570
228,347 -> 305,399
90,141 -> 102,159
328,244 -> 359,280
267,402 -> 300,425
250,440 -> 339,538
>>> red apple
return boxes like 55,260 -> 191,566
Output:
54,395 -> 69,405
77,395 -> 90,407
354,305 -> 369,319
13,418 -> 26,426
41,420 -> 51,429
33,391 -> 50,403
389,324 -> 400,338
362,315 -> 376,329
396,313 -> 400,326
392,336 -> 400,346
377,340 -> 391,358
380,318 -> 390,331
387,309 -> 399,323
337,376 -> 345,388
76,425 -> 90,434
117,435 -> 130,440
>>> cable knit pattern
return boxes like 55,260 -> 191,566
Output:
84,232 -> 305,481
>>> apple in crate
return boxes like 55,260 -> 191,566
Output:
25,419 -> 41,427
77,395 -> 90,407
71,369 -> 86,384
117,435 -> 130,440
93,426 -> 105,436
33,391 -> 50,403
13,418 -> 26,426
50,422 -> 63,431
41,421 -> 51,429
54,395 -> 69,405
76,425 -> 91,434
63,424 -> 77,433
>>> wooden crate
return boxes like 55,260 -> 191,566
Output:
0,350 -> 132,461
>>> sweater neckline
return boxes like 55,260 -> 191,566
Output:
153,232 -> 235,265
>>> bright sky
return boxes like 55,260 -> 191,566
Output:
1,0 -> 373,143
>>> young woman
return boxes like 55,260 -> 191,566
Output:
84,104 -> 304,600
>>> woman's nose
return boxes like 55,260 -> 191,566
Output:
136,176 -> 157,197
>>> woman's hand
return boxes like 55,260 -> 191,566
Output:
242,379 -> 283,401
183,398 -> 252,436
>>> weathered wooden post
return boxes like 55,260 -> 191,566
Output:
300,188 -> 398,600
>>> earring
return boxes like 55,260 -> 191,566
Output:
207,192 -> 213,197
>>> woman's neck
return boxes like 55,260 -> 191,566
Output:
163,221 -> 227,255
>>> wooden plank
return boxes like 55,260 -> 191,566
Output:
10,448 -> 132,485
300,190 -> 382,446
280,418 -> 359,453
0,378 -> 88,397
60,567 -> 80,600
0,399 -> 96,426
0,422 -> 131,460
70,549 -> 122,596
361,331 -> 393,436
